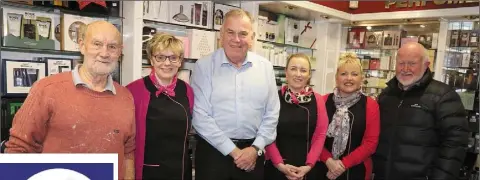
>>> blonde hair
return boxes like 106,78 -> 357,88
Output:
336,52 -> 363,75
146,32 -> 184,60
286,53 -> 312,72
224,9 -> 254,24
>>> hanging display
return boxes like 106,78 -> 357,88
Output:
2,59 -> 46,96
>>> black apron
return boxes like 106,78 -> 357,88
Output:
142,76 -> 192,180
264,91 -> 321,180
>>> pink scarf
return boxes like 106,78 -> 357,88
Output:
148,70 -> 177,97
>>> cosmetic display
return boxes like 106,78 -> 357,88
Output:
213,3 -> 239,30
2,7 -> 56,50
44,57 -> 73,76
1,59 -> 46,96
61,14 -> 105,51
168,1 -> 213,29
143,1 -> 168,22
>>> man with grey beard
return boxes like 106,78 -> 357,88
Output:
2,21 -> 135,180
372,42 -> 469,180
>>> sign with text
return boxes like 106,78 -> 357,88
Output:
0,154 -> 118,180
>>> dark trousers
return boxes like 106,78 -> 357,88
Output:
195,136 -> 264,180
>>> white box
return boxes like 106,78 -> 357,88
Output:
187,29 -> 215,59
298,20 -> 317,48
168,1 -> 213,29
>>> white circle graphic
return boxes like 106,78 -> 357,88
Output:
27,168 -> 91,180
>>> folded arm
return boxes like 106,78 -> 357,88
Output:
305,93 -> 329,167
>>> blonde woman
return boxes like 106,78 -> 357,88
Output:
127,32 -> 194,180
318,52 -> 380,180
264,54 -> 329,180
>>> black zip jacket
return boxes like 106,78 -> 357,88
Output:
372,69 -> 469,180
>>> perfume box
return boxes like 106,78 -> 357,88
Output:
450,30 -> 460,47
347,27 -> 366,49
418,34 -> 435,49
469,30 -> 479,47
168,1 -> 213,29
382,30 -> 401,49
298,20 -> 317,49
2,8 -> 56,50
369,58 -> 380,70
459,30 -> 470,47
143,1 -> 169,23
187,29 -> 215,59
285,17 -> 300,46
257,16 -> 268,41
61,14 -> 104,51
213,3 -> 240,30
365,31 -> 383,49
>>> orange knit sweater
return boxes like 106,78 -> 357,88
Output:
5,72 -> 136,179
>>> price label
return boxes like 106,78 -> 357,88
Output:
24,12 -> 36,20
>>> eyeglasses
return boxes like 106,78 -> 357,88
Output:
152,55 -> 182,63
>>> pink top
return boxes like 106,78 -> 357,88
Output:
264,92 -> 329,167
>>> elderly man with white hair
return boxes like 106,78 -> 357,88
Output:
372,42 -> 469,180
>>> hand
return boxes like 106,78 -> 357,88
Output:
325,158 -> 345,179
327,171 -> 337,180
295,165 -> 312,178
276,164 -> 302,180
229,147 -> 242,160
234,147 -> 258,171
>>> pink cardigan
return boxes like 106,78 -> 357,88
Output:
264,92 -> 329,167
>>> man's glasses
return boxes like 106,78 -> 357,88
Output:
152,55 -> 182,63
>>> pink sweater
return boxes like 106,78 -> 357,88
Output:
264,92 -> 329,167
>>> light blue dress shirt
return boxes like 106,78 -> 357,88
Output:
191,48 -> 280,156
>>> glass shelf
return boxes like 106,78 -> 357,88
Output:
1,1 -> 123,20
257,39 -> 317,50
0,46 -> 82,56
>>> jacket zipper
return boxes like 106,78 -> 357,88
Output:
298,104 -> 310,180
385,93 -> 405,179
165,94 -> 190,180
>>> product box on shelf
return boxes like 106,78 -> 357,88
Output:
168,1 -> 213,29
459,30 -> 471,47
469,30 -> 479,47
382,30 -> 401,49
213,3 -> 240,30
187,29 -> 215,59
365,31 -> 383,49
284,17 -> 300,46
347,27 -> 366,49
2,7 -> 57,50
449,30 -> 460,47
61,14 -> 105,51
257,16 -> 268,41
298,20 -> 317,49
418,33 -> 438,49
143,1 -> 169,23
1,59 -> 46,96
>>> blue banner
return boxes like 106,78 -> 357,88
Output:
0,163 -> 114,180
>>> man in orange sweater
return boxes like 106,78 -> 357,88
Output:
3,21 -> 135,179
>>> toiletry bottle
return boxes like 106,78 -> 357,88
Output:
190,5 -> 194,24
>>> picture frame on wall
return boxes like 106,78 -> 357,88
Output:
44,57 -> 73,76
213,3 -> 240,30
2,59 -> 46,96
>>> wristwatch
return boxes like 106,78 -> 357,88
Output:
251,145 -> 263,156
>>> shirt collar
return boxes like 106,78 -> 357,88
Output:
220,48 -> 253,67
72,65 -> 116,95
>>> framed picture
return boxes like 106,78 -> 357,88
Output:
2,59 -> 46,96
44,57 -> 73,76
178,69 -> 192,84
213,3 -> 240,30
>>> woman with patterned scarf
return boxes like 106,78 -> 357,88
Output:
317,52 -> 380,180
264,53 -> 329,180
126,33 -> 194,180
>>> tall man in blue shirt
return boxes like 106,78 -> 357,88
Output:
191,9 -> 280,180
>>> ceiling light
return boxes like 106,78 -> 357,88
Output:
366,26 -> 372,30
420,24 -> 426,28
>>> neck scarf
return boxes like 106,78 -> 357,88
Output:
326,88 -> 362,159
148,70 -> 177,97
281,85 -> 313,104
